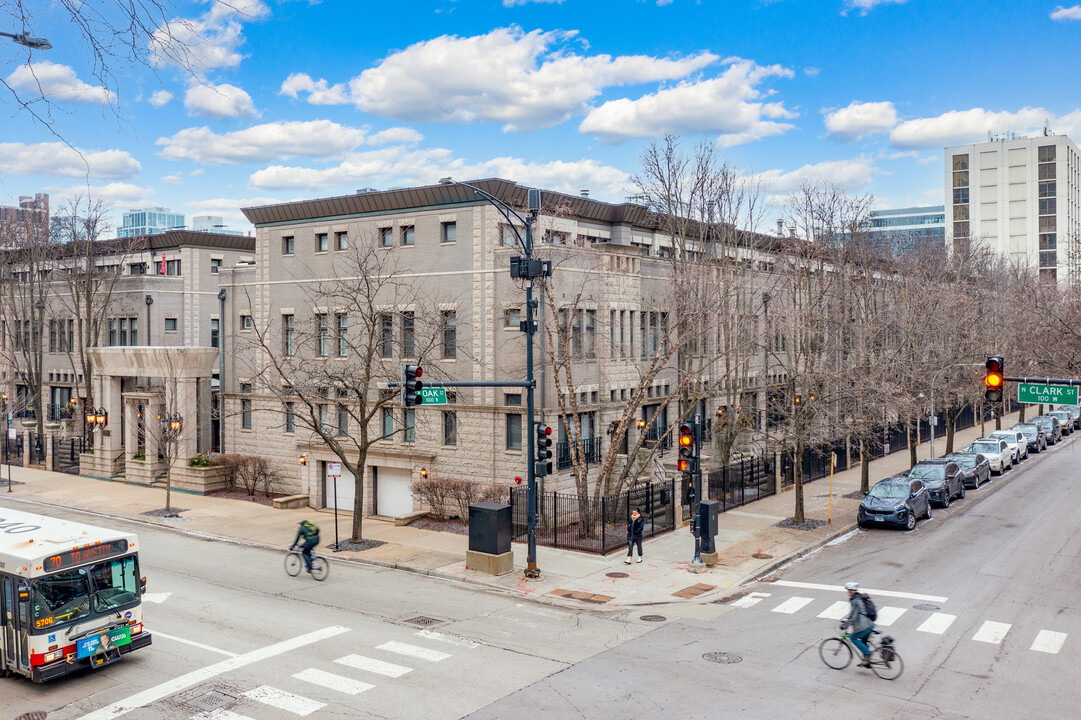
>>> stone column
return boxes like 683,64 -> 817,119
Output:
124,399 -> 139,461
45,434 -> 54,472
177,378 -> 198,462
21,431 -> 28,468
197,377 -> 212,455
101,376 -> 123,457
146,397 -> 161,465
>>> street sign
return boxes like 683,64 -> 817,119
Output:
419,387 -> 447,405
326,462 -> 341,478
6,428 -> 14,441
1017,382 -> 1079,406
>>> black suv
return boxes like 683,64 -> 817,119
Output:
944,452 -> 991,488
1011,423 -> 1047,453
859,476 -> 932,530
1030,416 -> 1063,445
908,459 -> 965,508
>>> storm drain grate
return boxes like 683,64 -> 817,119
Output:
403,615 -> 445,628
913,603 -> 941,612
187,691 -> 236,712
703,652 -> 743,664
16,713 -> 48,720
640,614 -> 668,622
752,553 -> 774,559
606,572 -> 630,578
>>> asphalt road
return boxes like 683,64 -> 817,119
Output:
3,502 -> 648,720
467,433 -> 1081,720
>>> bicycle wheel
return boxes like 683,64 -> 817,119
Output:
310,556 -> 329,581
284,552 -> 302,577
819,637 -> 852,670
872,646 -> 904,680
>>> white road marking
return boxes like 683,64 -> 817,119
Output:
972,621 -> 1012,644
771,596 -> 814,614
142,592 -> 172,604
875,607 -> 907,627
191,710 -> 254,720
917,613 -> 956,635
76,625 -> 350,720
152,630 -> 238,657
244,685 -> 324,716
773,580 -> 948,603
817,601 -> 850,620
1031,630 -> 1068,654
730,592 -> 771,609
415,629 -> 479,648
377,640 -> 451,662
335,654 -> 413,678
293,668 -> 375,695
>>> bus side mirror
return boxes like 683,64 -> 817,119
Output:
140,577 -> 147,593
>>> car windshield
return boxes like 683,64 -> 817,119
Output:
950,455 -> 976,467
908,465 -> 946,480
989,433 -> 1014,442
1014,426 -> 1036,437
30,556 -> 140,629
1032,418 -> 1052,428
970,442 -> 998,453
869,483 -> 909,499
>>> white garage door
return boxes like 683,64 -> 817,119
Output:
376,466 -> 413,517
324,462 -> 356,512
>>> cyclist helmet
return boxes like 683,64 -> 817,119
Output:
844,582 -> 859,591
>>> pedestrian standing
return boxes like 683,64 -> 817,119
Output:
625,508 -> 644,564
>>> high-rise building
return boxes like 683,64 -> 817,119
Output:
118,206 -> 185,238
864,205 -> 946,256
192,215 -> 245,236
0,193 -> 49,247
944,132 -> 1081,282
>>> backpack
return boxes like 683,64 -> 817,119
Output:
300,520 -> 319,538
859,593 -> 878,621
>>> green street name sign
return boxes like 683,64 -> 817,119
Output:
1017,382 -> 1079,406
419,387 -> 447,405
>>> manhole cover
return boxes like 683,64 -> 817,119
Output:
403,615 -> 444,627
913,603 -> 941,611
752,553 -> 774,559
606,572 -> 630,578
640,614 -> 667,622
187,691 -> 236,712
16,713 -> 48,720
703,652 -> 743,664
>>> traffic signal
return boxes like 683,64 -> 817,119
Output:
677,422 -> 695,474
535,423 -> 553,477
403,364 -> 424,406
985,356 -> 1004,403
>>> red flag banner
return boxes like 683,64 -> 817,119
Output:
159,254 -> 166,274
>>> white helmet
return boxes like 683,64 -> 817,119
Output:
845,582 -> 859,592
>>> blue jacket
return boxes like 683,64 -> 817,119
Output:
845,594 -> 873,633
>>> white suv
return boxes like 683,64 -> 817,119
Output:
989,429 -> 1028,463
966,438 -> 1012,475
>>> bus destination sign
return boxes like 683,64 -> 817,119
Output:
43,539 -> 129,572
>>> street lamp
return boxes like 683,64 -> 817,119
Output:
1,393 -> 9,493
0,31 -> 52,50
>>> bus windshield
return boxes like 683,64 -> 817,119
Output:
30,556 -> 140,628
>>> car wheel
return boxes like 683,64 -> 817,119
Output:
925,504 -> 933,520
941,492 -> 950,509
958,483 -> 966,499
906,513 -> 916,530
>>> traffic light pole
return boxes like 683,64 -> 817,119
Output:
690,414 -> 704,570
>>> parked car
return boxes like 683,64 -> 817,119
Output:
858,476 -> 932,530
907,459 -> 966,507
1011,423 -> 1048,453
1030,415 -> 1063,445
966,437 -> 1013,475
989,429 -> 1028,462
945,451 -> 992,488
1047,410 -> 1074,436
1055,405 -> 1081,430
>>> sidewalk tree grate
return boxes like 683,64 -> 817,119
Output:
16,713 -> 48,720
403,615 -> 445,627
913,603 -> 941,611
752,553 -> 774,559
187,690 -> 236,712
703,652 -> 742,664
640,615 -> 667,622
605,572 -> 630,578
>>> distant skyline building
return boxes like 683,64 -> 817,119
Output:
192,215 -> 245,236
118,206 -> 185,238
0,193 -> 49,247
945,131 -> 1080,282
864,205 -> 946,255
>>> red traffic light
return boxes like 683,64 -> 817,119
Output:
677,459 -> 689,472
540,424 -> 552,436
414,366 -> 423,378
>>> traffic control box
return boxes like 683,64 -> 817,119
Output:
467,502 -> 514,576
698,499 -> 720,538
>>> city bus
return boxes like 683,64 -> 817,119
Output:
0,506 -> 152,682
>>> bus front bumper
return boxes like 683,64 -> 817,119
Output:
31,632 -> 153,683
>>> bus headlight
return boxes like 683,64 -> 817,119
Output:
43,649 -> 64,663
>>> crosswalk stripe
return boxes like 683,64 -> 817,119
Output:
731,592 -> 771,609
377,641 -> 450,662
771,596 -> 814,614
243,686 -> 325,716
415,629 -> 479,648
972,621 -> 1011,644
293,668 -> 375,695
875,607 -> 907,627
1030,630 -> 1068,654
191,711 -> 254,720
917,612 -> 956,635
335,653 -> 413,678
817,601 -> 850,620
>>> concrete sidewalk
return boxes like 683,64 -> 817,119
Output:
0,411 -> 1019,615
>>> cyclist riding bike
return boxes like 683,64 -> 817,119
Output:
290,520 -> 320,573
841,581 -> 875,667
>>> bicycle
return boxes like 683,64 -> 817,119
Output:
819,629 -> 903,680
284,548 -> 329,581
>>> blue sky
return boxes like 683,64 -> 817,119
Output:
3,0 -> 1081,233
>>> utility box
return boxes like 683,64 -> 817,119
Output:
467,502 -> 514,575
699,499 -> 720,538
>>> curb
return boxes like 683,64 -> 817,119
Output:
730,520 -> 860,590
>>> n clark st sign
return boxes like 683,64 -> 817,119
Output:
1017,382 -> 1080,406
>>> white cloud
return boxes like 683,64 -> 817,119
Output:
157,120 -> 369,164
889,107 -> 1081,148
579,59 -> 795,145
279,73 -> 349,105
149,90 -> 174,108
843,0 -> 909,15
0,142 -> 140,179
502,0 -> 564,5
151,0 -> 269,73
184,196 -> 272,231
348,27 -> 718,131
162,174 -> 183,184
184,82 -> 258,119
369,127 -> 424,145
190,169 -> 205,176
804,67 -> 821,77
1051,5 -> 1081,20
823,100 -> 898,142
753,157 -> 876,194
5,61 -> 114,104
50,182 -> 156,207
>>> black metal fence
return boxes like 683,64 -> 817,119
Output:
28,433 -> 45,465
2,435 -> 21,465
509,480 -> 677,555
706,456 -> 776,512
556,438 -> 602,470
53,436 -> 84,474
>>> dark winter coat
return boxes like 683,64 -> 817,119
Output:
627,515 -> 644,540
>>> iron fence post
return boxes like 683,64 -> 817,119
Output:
601,495 -> 606,552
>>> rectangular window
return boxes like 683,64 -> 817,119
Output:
443,410 -> 457,446
382,407 -> 394,438
164,317 -> 177,332
211,318 -> 220,349
1040,251 -> 1057,268
952,187 -> 969,205
1039,215 -> 1056,232
441,221 -> 456,244
315,233 -> 328,252
401,225 -> 415,246
504,308 -> 521,328
282,314 -> 295,356
119,318 -> 128,346
337,404 -> 348,436
66,319 -> 74,353
380,314 -> 393,358
316,313 -> 328,357
130,262 -> 146,275
1039,145 -> 1057,163
282,235 -> 295,254
952,170 -> 969,188
571,310 -> 582,358
1039,181 -> 1057,198
953,221 -> 970,237
48,320 -> 56,353
401,311 -> 415,357
319,404 -> 330,433
1040,233 -> 1057,250
379,227 -> 393,247
210,258 -> 221,274
442,310 -> 456,359
621,310 -> 627,358
241,399 -> 252,429
108,318 -> 117,346
952,154 -> 968,171
609,310 -> 616,359
1039,198 -> 1057,216
1039,163 -> 1057,180
953,204 -> 969,221
500,225 -> 520,247
336,313 -> 348,357
1040,268 -> 1057,283
240,314 -> 252,330
166,259 -> 181,275
404,408 -> 416,443
505,393 -> 522,406
335,231 -> 348,251
129,317 -> 138,346
285,402 -> 295,433
506,414 -> 522,450
584,309 -> 596,359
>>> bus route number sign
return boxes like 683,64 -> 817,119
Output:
43,539 -> 129,572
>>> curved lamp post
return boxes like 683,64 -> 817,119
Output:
0,31 -> 52,50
